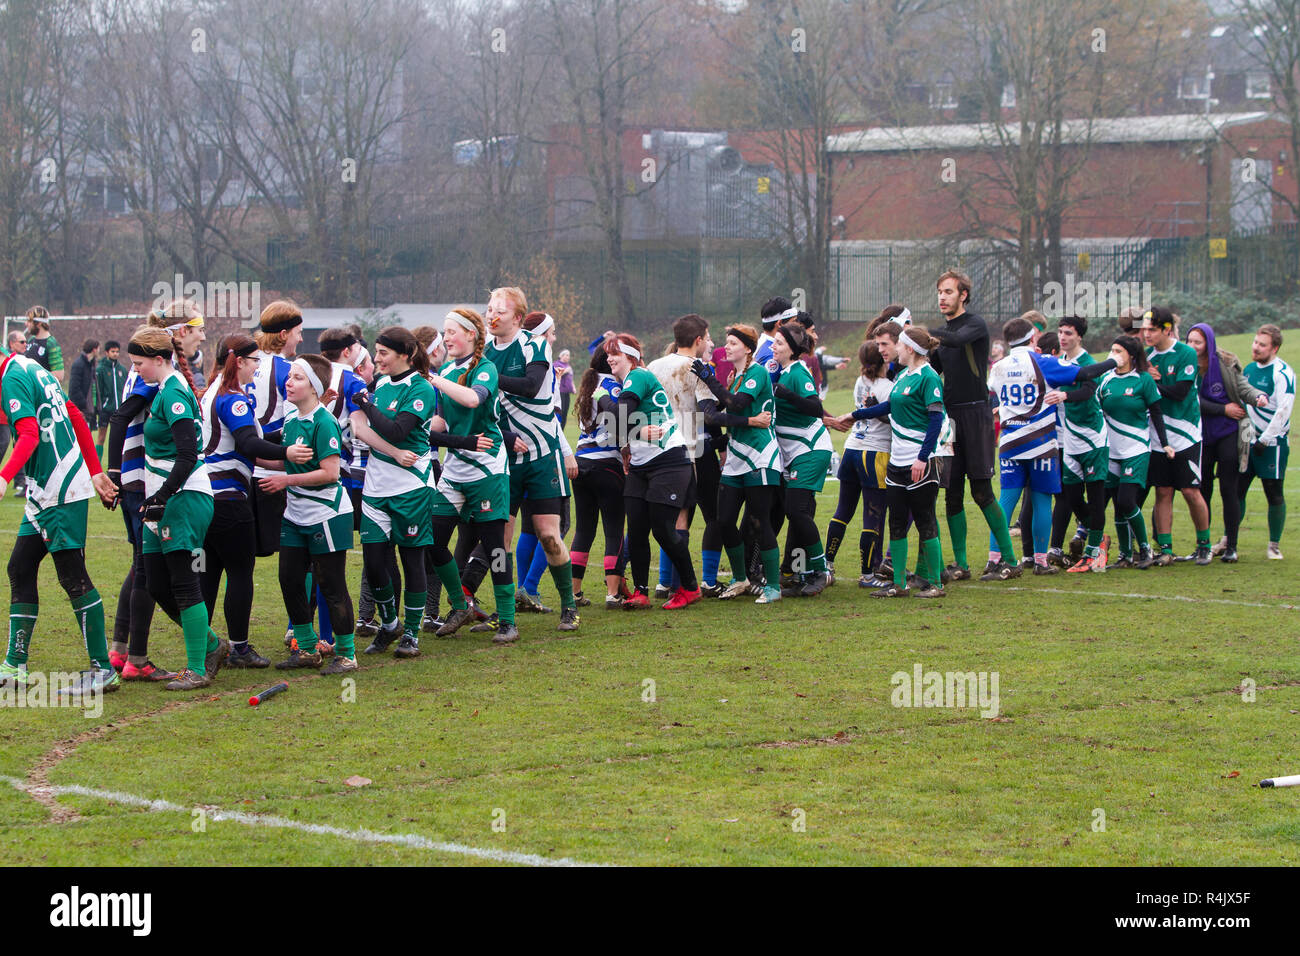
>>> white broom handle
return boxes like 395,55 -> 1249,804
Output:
1260,774 -> 1300,788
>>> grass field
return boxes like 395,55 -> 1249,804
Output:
1,328 -> 1297,866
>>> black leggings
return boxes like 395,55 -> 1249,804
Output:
697,447 -> 723,553
1201,432 -> 1241,548
945,476 -> 996,517
362,541 -> 426,599
1110,482 -> 1141,522
200,500 -> 257,645
143,550 -> 205,624
1052,480 -> 1104,550
888,482 -> 940,542
782,487 -> 821,573
826,454 -> 887,574
625,495 -> 697,591
718,484 -> 778,551
280,548 -> 354,637
572,461 -> 625,582
8,536 -> 95,605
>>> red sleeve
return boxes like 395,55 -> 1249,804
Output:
1,418 -> 39,483
66,403 -> 103,476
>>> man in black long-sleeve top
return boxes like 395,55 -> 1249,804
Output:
927,269 -> 1020,581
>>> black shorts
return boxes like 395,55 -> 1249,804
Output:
947,400 -> 996,483
886,459 -> 940,490
625,453 -> 696,510
1148,443 -> 1202,490
252,482 -> 286,557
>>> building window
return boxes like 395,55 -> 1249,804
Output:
1247,72 -> 1272,99
1001,83 -> 1016,109
1179,73 -> 1210,99
930,83 -> 956,109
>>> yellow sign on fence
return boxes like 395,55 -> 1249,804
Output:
1209,238 -> 1227,259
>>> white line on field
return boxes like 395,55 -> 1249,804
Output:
0,775 -> 605,867
992,586 -> 1298,610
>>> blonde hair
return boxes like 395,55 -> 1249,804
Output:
448,308 -> 487,385
489,286 -> 527,323
144,300 -> 201,395
255,299 -> 302,354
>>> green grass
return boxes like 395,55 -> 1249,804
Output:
0,329 -> 1297,865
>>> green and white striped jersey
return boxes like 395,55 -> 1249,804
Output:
0,353 -> 93,509
1146,341 -> 1201,451
1243,357 -> 1295,445
1097,370 -> 1161,460
720,362 -> 780,478
283,403 -> 352,525
1059,351 -> 1107,456
487,331 -> 562,463
774,361 -> 832,463
142,372 -> 212,497
362,371 -> 436,496
437,358 -> 507,482
620,367 -> 685,467
887,363 -> 945,467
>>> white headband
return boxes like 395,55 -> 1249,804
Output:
617,342 -> 641,360
531,314 -> 554,337
293,358 -> 325,398
1007,328 -> 1034,347
899,329 -> 928,357
445,311 -> 477,333
426,331 -> 442,356
351,346 -> 370,370
889,307 -> 912,327
767,307 -> 799,325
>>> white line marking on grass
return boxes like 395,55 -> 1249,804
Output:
1,776 -> 606,867
993,587 -> 1298,610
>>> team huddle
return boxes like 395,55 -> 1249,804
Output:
0,273 -> 1292,697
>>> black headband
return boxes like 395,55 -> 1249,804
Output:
128,340 -> 173,359
328,333 -> 357,350
726,326 -> 757,353
260,311 -> 303,334
777,324 -> 806,358
376,332 -> 412,357
232,340 -> 258,359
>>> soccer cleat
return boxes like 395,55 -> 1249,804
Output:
780,575 -> 806,598
718,580 -> 751,600
557,607 -> 581,630
699,582 -> 724,598
858,574 -> 877,588
436,606 -> 477,637
516,590 -> 553,614
363,621 -> 402,653
944,563 -> 971,581
421,614 -> 444,634
393,634 -> 421,659
0,661 -> 29,687
604,593 -> 625,609
980,559 -> 999,577
1068,533 -> 1087,561
870,583 -> 910,598
979,561 -> 1023,582
355,618 -> 379,638
318,639 -> 336,658
1210,535 -> 1229,556
108,650 -> 127,673
58,666 -> 121,698
1033,563 -> 1059,576
654,584 -> 672,599
205,638 -> 231,679
662,587 -> 701,611
469,613 -> 499,633
754,586 -> 782,604
468,600 -> 490,622
226,643 -> 271,668
1151,551 -> 1174,567
1046,548 -> 1069,568
875,561 -> 894,581
1096,534 -> 1110,569
283,626 -> 293,647
1268,543 -> 1283,560
320,655 -> 358,675
825,565 -> 835,586
1065,555 -> 1094,573
799,572 -> 830,597
1220,549 -> 1238,563
163,669 -> 212,691
915,583 -> 945,598
121,659 -> 179,682
492,623 -> 520,645
622,591 -> 651,610
1110,555 -> 1134,569
1019,556 -> 1035,569
276,648 -> 323,669
1193,545 -> 1212,566
747,582 -> 764,596
573,590 -> 591,608
1134,548 -> 1155,570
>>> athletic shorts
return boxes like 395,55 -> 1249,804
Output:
783,450 -> 830,493
1147,442 -> 1201,490
19,497 -> 88,553
252,483 -> 286,557
934,454 -> 952,489
361,486 -> 434,546
999,454 -> 1061,495
1106,453 -> 1149,488
142,490 -> 214,555
947,400 -> 997,483
431,473 -> 509,524
281,512 -> 355,555
1063,447 -> 1108,486
720,467 -> 782,489
839,448 -> 888,491
625,459 -> 695,509
1244,437 -> 1289,481
509,452 -> 570,510
120,489 -> 145,551
885,458 -> 939,490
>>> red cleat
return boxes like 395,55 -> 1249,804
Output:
108,650 -> 127,673
622,591 -> 651,610
121,659 -> 179,682
662,587 -> 701,610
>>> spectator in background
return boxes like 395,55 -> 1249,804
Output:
188,344 -> 206,390
555,348 -> 575,428
96,339 -> 127,458
988,341 -> 1006,367
68,338 -> 99,423
24,306 -> 64,386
